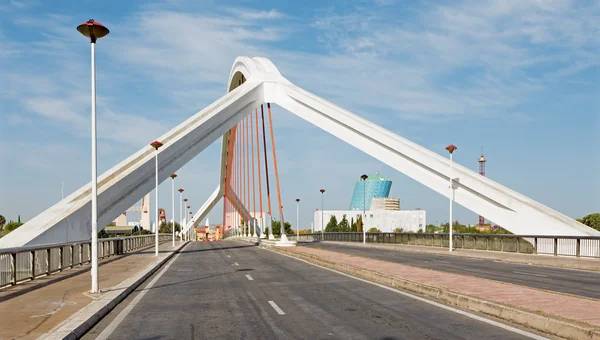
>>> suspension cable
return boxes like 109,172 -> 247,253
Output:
267,103 -> 284,228
245,115 -> 250,233
255,109 -> 263,219
250,110 -> 257,233
261,105 -> 272,220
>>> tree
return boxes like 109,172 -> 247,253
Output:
338,215 -> 350,232
4,221 -> 23,233
367,227 -> 381,232
272,219 -> 293,235
425,224 -> 437,233
350,217 -> 354,232
159,221 -> 181,234
0,215 -> 5,231
393,227 -> 404,233
355,215 -> 363,232
579,213 -> 600,232
324,215 -> 338,232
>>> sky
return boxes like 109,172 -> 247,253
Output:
0,0 -> 598,229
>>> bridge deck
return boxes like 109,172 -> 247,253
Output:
0,240 -> 182,340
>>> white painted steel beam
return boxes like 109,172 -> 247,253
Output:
2,56 -> 596,248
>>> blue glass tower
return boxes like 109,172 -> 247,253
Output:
349,174 -> 392,210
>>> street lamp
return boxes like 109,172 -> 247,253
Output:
170,174 -> 177,246
178,188 -> 184,241
319,189 -> 325,241
150,140 -> 163,256
77,19 -> 109,294
295,198 -> 300,241
445,144 -> 457,252
360,174 -> 368,244
189,211 -> 193,241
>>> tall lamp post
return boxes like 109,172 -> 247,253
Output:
319,189 -> 325,241
445,144 -> 457,252
150,141 -> 163,256
170,174 -> 177,246
77,19 -> 109,294
189,211 -> 193,241
295,198 -> 300,241
178,188 -> 184,241
360,174 -> 368,244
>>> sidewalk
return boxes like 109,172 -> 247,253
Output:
0,240 -> 185,340
274,244 -> 600,340
324,241 -> 600,272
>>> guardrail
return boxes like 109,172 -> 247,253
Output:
288,232 -> 600,259
0,234 -> 172,288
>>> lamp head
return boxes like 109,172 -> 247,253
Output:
445,144 -> 457,154
76,19 -> 109,43
150,140 -> 163,150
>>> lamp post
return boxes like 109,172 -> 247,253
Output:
178,188 -> 184,241
189,211 -> 193,241
77,19 -> 109,294
150,141 -> 163,256
183,198 -> 188,239
295,198 -> 300,241
170,174 -> 177,246
360,174 -> 368,244
445,144 -> 457,252
319,189 -> 325,241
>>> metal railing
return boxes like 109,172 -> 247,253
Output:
0,234 -> 171,288
299,232 -> 600,259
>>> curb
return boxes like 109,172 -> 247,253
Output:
266,244 -> 600,340
323,241 -> 600,272
43,241 -> 190,340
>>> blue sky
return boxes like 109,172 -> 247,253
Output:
0,0 -> 598,229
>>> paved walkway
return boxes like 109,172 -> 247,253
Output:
0,240 -> 184,340
288,245 -> 600,328
324,241 -> 600,272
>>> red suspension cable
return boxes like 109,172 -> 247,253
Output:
261,105 -> 272,219
267,103 -> 284,225
255,108 -> 264,222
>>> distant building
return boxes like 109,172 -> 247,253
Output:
349,173 -> 392,211
315,173 -> 426,232
314,209 -> 425,232
369,197 -> 400,211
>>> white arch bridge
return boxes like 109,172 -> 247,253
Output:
1,57 -> 597,249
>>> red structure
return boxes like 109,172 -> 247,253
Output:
478,150 -> 487,226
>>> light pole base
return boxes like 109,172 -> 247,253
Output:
268,233 -> 275,240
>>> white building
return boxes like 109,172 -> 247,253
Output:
313,209 -> 426,232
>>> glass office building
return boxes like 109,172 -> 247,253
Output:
349,174 -> 392,211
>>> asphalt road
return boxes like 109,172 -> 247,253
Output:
303,242 -> 600,299
83,240 -> 543,340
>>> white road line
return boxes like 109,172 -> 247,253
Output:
234,262 -> 239,266
267,248 -> 547,340
513,271 -> 547,278
95,246 -> 187,340
227,255 -> 231,258
432,259 -> 450,264
246,274 -> 254,281
268,301 -> 285,315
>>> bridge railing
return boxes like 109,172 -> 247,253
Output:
0,234 -> 171,288
293,232 -> 600,259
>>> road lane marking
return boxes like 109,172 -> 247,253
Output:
432,260 -> 450,264
267,248 -> 547,340
234,262 -> 239,266
95,245 -> 187,340
268,301 -> 285,315
513,271 -> 547,278
227,255 -> 231,258
246,275 -> 254,281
